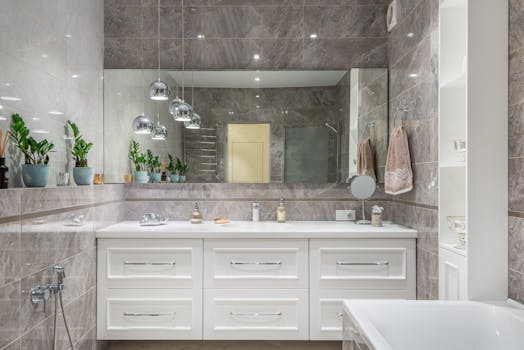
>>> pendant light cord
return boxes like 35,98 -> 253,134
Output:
141,3 -> 145,115
181,0 -> 185,101
157,0 -> 161,81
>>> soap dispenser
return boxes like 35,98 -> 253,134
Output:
277,198 -> 287,223
190,202 -> 203,224
371,205 -> 384,227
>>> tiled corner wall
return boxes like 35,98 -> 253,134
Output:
509,0 -> 524,304
0,0 -> 105,187
104,0 -> 389,70
387,0 -> 439,300
0,185 -> 125,350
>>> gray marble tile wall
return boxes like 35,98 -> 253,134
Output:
0,0 -> 105,187
0,185 -> 125,350
386,0 -> 439,300
123,183 -> 390,221
104,0 -> 389,70
509,0 -> 524,304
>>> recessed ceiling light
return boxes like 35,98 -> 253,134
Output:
31,129 -> 49,134
48,110 -> 64,115
254,77 -> 260,82
253,54 -> 260,60
71,74 -> 79,79
407,32 -> 415,38
0,96 -> 21,101
197,34 -> 205,39
310,33 -> 318,39
32,117 -> 40,121
65,34 -> 72,38
255,94 -> 260,98
409,73 -> 419,78
256,105 -> 261,109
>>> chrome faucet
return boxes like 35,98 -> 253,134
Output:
30,265 -> 66,311
252,202 -> 260,222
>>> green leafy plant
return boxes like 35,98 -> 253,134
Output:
177,157 -> 189,176
146,149 -> 162,173
167,154 -> 176,174
9,114 -> 54,165
129,140 -> 146,171
67,120 -> 93,167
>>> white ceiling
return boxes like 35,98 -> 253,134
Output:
167,70 -> 347,89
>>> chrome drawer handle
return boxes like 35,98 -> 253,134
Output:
336,261 -> 389,266
124,312 -> 175,317
230,312 -> 282,318
124,261 -> 176,266
230,261 -> 282,265
337,312 -> 344,319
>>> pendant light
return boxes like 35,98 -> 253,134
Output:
169,0 -> 193,122
184,71 -> 201,129
152,103 -> 167,140
149,0 -> 170,101
132,4 -> 153,134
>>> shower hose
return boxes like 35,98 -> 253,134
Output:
53,289 -> 75,350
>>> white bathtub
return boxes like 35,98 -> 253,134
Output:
343,300 -> 524,350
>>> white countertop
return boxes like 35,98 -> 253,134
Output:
96,220 -> 417,239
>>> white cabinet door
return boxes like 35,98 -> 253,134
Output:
97,289 -> 202,340
204,239 -> 308,289
98,239 -> 202,289
203,289 -> 308,340
439,247 -> 467,300
310,239 -> 416,290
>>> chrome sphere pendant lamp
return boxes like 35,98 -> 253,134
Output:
184,71 -> 201,129
170,0 -> 193,122
149,0 -> 170,101
152,106 -> 168,140
132,4 -> 153,134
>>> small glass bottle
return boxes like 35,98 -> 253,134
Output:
277,198 -> 287,223
0,157 -> 9,189
190,202 -> 203,224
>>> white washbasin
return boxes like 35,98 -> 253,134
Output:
344,300 -> 524,350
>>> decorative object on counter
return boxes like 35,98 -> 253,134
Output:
213,218 -> 230,224
139,213 -> 168,226
67,120 -> 95,185
124,174 -> 133,184
10,114 -> 55,187
56,172 -> 70,186
167,154 -> 179,182
447,216 -> 467,250
177,157 -> 189,182
277,198 -> 287,223
385,126 -> 413,195
190,202 -> 203,224
454,139 -> 466,162
129,140 -> 148,184
350,175 -> 377,225
252,202 -> 260,222
371,205 -> 384,227
146,149 -> 162,183
0,128 -> 10,189
94,173 -> 104,185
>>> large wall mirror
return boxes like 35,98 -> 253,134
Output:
103,68 -> 388,184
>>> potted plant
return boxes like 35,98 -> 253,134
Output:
129,140 -> 148,184
146,149 -> 162,183
67,120 -> 94,185
9,114 -> 55,187
178,157 -> 189,182
167,154 -> 179,183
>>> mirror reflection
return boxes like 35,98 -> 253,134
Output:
103,69 -> 388,184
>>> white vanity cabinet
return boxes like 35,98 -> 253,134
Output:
309,239 -> 416,340
96,221 -> 417,341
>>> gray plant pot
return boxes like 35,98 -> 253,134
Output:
150,172 -> 162,183
169,174 -> 179,183
134,171 -> 149,184
179,175 -> 187,182
22,164 -> 50,187
73,167 -> 94,185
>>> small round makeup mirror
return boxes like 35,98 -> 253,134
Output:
350,175 -> 376,224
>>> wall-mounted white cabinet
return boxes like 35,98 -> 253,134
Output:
438,0 -> 508,301
96,224 -> 416,341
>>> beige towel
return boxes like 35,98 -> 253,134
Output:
385,127 -> 413,195
357,138 -> 376,181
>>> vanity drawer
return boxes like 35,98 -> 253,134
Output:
97,289 -> 202,340
310,289 -> 412,340
310,239 -> 416,290
204,239 -> 308,289
98,239 -> 203,289
203,289 -> 308,340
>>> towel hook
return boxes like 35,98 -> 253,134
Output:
394,106 -> 410,128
